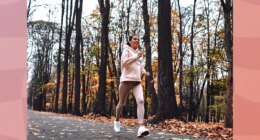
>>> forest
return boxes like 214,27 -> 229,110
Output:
27,0 -> 233,139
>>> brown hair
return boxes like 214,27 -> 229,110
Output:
126,35 -> 135,46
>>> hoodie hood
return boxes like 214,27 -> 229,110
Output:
123,44 -> 140,53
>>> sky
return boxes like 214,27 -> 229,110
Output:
29,0 -> 98,21
30,0 -> 193,21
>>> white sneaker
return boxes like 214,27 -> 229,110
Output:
114,120 -> 120,132
137,126 -> 149,138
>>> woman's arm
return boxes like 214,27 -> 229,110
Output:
141,60 -> 150,77
141,64 -> 146,76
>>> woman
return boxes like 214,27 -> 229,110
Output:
114,35 -> 150,138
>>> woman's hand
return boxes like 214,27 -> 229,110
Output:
137,51 -> 143,58
141,72 -> 149,79
144,72 -> 150,77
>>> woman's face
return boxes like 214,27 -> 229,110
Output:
129,36 -> 139,50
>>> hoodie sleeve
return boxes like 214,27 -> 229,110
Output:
121,48 -> 139,67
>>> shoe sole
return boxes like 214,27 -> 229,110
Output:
137,131 -> 149,138
114,128 -> 120,133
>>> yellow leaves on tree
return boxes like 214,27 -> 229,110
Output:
182,36 -> 189,43
43,82 -> 56,90
89,8 -> 100,20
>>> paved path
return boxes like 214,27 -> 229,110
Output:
27,110 -> 209,140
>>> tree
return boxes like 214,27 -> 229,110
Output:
61,0 -> 75,113
81,29 -> 86,114
220,0 -> 233,128
74,0 -> 83,116
27,20 -> 58,111
152,0 -> 178,123
188,0 -> 197,121
27,0 -> 33,19
54,0 -> 65,113
142,0 -> 158,116
107,44 -> 118,116
125,0 -> 134,41
204,0 -> 211,123
177,0 -> 184,114
96,0 -> 110,115
27,0 -> 41,20
117,0 -> 125,80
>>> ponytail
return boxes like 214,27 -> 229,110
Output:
126,36 -> 134,46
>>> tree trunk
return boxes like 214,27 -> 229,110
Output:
68,62 -> 74,113
74,0 -> 83,116
42,89 -> 47,111
197,74 -> 207,109
177,0 -> 183,114
61,0 -> 75,114
142,0 -> 158,116
152,0 -> 178,124
108,37 -> 119,86
188,0 -> 197,122
107,45 -> 118,116
81,32 -> 86,114
125,0 -> 132,41
117,0 -> 124,81
54,0 -> 65,113
97,0 -> 110,115
220,0 -> 233,128
27,0 -> 32,19
204,0 -> 211,123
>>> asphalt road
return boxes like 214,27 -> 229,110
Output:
27,110 -> 209,140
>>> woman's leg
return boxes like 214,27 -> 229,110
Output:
115,82 -> 132,121
132,83 -> 145,125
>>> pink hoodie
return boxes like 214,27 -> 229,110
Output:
120,45 -> 146,82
